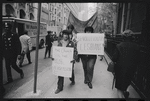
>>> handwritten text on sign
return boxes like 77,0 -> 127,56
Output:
77,33 -> 104,55
52,46 -> 74,77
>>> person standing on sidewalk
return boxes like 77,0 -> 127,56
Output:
2,23 -> 24,84
52,30 -> 78,94
44,31 -> 54,59
112,29 -> 140,98
19,30 -> 32,67
80,26 -> 97,89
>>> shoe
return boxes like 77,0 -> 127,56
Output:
29,62 -> 32,64
100,58 -> 103,61
55,88 -> 63,94
20,70 -> 24,79
44,57 -> 46,59
19,64 -> 23,67
88,82 -> 93,89
69,78 -> 72,81
70,81 -> 75,85
84,81 -> 88,84
48,56 -> 51,58
4,79 -> 13,85
123,91 -> 129,98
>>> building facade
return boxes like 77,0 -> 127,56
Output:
105,3 -> 150,99
2,3 -> 82,35
2,3 -> 35,20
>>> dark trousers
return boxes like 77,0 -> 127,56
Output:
19,51 -> 31,65
45,46 -> 52,58
80,55 -> 97,83
5,54 -> 22,81
57,64 -> 75,90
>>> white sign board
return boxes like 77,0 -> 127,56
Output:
77,33 -> 104,55
52,46 -> 74,77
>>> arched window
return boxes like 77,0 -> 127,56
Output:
5,4 -> 16,17
20,9 -> 26,19
30,13 -> 34,20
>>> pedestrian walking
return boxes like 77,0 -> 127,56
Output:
111,29 -> 140,98
52,30 -> 78,94
44,31 -> 54,59
19,30 -> 32,67
80,26 -> 97,89
2,23 -> 24,84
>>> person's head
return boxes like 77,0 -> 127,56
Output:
84,26 -> 94,33
67,24 -> 74,32
4,23 -> 12,32
122,29 -> 133,41
24,30 -> 28,35
47,31 -> 52,35
62,30 -> 70,41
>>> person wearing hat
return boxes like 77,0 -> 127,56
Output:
44,31 -> 54,59
111,29 -> 140,98
18,30 -> 32,67
2,23 -> 24,84
52,30 -> 78,94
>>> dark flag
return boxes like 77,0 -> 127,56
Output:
67,11 -> 100,33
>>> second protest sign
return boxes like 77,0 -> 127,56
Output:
52,46 -> 74,77
77,33 -> 104,55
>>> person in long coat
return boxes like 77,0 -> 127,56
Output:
80,26 -> 97,89
112,29 -> 140,98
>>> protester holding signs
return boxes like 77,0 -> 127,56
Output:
79,26 -> 97,89
52,30 -> 77,94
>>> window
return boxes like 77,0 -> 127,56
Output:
49,3 -> 51,11
49,13 -> 51,21
55,9 -> 56,14
52,16 -> 54,20
64,17 -> 65,24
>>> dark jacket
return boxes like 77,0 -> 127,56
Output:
45,35 -> 53,47
112,41 -> 140,91
2,32 -> 21,57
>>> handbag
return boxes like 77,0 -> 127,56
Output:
107,61 -> 116,89
107,61 -> 115,73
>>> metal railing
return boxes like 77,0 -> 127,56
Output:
105,36 -> 150,99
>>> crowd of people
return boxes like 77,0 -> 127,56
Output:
2,22 -> 140,98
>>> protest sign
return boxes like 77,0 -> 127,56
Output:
77,33 -> 104,55
52,46 -> 74,77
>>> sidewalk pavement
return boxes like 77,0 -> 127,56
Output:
4,52 -> 141,98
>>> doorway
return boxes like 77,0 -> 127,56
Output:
18,23 -> 24,36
